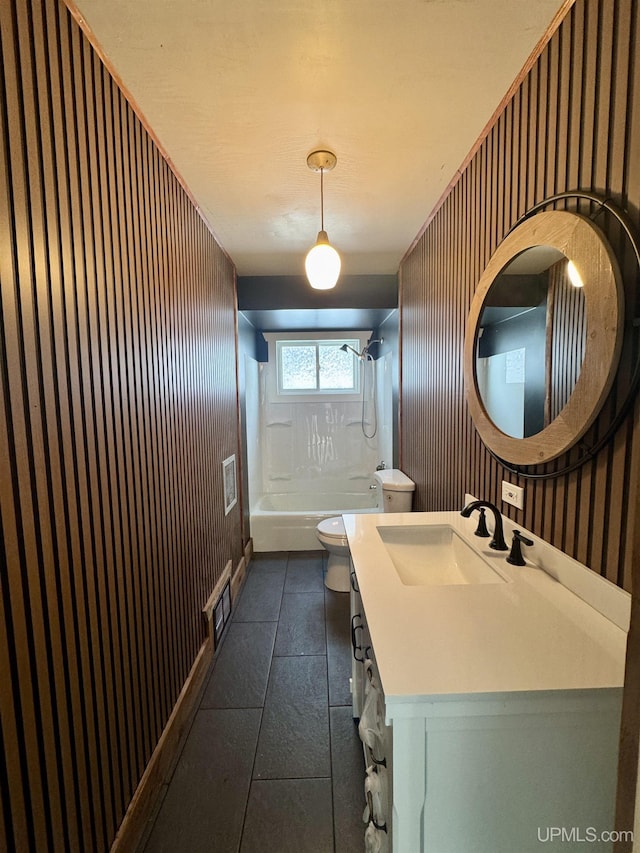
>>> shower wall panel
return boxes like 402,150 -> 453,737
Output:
255,355 -> 390,497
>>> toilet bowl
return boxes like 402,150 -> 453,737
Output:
317,469 -> 416,592
317,516 -> 352,592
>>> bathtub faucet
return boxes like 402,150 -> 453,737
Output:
376,461 -> 386,470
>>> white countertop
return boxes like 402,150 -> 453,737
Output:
344,511 -> 628,710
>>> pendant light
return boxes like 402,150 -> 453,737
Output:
305,149 -> 341,290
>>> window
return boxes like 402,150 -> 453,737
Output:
275,337 -> 362,396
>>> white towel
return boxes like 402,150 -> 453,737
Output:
363,764 -> 389,825
363,659 -> 380,694
358,661 -> 385,756
364,821 -> 385,853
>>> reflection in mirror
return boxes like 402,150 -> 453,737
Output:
476,247 -> 586,439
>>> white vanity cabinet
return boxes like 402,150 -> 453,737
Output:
350,564 -> 393,852
387,690 -> 621,853
345,511 -> 630,853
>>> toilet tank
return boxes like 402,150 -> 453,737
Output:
373,469 -> 415,512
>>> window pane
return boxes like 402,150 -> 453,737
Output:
281,345 -> 317,389
319,345 -> 356,390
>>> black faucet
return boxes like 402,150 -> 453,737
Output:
507,530 -> 534,566
460,500 -> 508,551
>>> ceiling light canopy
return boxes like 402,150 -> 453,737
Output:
305,149 -> 341,290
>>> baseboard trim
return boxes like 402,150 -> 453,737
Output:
231,556 -> 247,602
202,561 -> 233,628
110,637 -> 212,852
110,553 -> 250,851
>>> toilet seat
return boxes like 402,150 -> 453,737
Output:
317,516 -> 347,541
316,516 -> 350,592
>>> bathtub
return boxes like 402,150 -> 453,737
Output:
251,490 -> 379,551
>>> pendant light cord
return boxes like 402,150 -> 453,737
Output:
320,167 -> 325,231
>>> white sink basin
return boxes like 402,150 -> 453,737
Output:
376,524 -> 508,586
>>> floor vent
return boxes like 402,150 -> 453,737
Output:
213,580 -> 232,646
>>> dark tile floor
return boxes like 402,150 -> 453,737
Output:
142,551 -> 365,853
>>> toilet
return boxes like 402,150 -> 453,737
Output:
317,469 -> 416,592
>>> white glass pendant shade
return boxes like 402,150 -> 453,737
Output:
305,230 -> 341,290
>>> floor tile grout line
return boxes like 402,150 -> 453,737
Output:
144,551 -> 360,853
148,608 -> 234,791
250,775 -> 333,782
281,589 -> 326,595
271,652 -> 327,659
202,572 -> 278,853
139,613 -> 238,851
197,704 -> 270,712
325,584 -> 338,853
237,553 -> 288,852
237,705 -> 265,853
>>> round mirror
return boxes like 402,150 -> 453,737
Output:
464,210 -> 624,466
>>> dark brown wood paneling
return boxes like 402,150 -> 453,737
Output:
0,0 -> 242,850
400,0 -> 640,593
547,261 -> 587,423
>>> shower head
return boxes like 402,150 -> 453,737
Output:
340,339 -> 385,360
339,343 -> 364,359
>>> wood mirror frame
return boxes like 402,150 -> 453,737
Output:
464,210 -> 624,466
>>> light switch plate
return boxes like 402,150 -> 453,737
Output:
501,480 -> 524,510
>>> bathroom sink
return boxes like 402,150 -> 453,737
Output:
376,524 -> 508,586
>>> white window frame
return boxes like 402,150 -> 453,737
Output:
264,331 -> 372,403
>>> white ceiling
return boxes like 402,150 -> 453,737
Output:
73,0 -> 565,278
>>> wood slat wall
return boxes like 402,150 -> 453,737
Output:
548,262 -> 587,423
0,1 -> 242,850
399,0 -> 640,592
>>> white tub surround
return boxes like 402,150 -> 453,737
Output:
251,489 -> 378,551
345,510 -> 629,853
246,333 -> 394,552
256,491 -> 378,513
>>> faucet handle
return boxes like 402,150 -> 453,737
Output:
473,507 -> 490,538
507,530 -> 534,566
